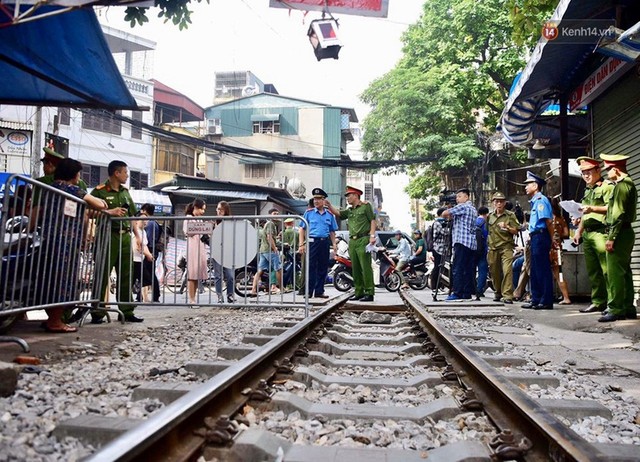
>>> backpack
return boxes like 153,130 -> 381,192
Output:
475,221 -> 487,256
423,224 -> 435,252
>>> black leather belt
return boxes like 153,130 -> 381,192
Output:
308,237 -> 329,242
583,225 -> 606,233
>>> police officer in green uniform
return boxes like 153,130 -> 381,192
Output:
487,192 -> 520,304
598,154 -> 637,322
90,160 -> 143,323
36,147 -> 88,189
327,186 -> 377,302
572,157 -> 614,313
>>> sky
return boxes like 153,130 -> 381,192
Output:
98,0 -> 426,230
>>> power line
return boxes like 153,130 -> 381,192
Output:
94,109 -> 441,170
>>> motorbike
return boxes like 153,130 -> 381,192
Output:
380,250 -> 429,292
0,216 -> 41,334
331,253 -> 353,292
234,244 -> 301,297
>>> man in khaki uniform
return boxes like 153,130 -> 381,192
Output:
487,192 -> 520,304
90,160 -> 142,323
572,157 -> 614,313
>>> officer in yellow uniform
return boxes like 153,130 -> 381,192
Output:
487,192 -> 520,304
90,160 -> 142,323
598,154 -> 637,322
326,186 -> 377,302
572,157 -> 614,313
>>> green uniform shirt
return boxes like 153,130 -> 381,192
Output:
487,210 -> 520,250
90,180 -> 137,231
581,180 -> 614,229
605,175 -> 637,240
37,173 -> 88,190
338,202 -> 375,237
282,227 -> 298,249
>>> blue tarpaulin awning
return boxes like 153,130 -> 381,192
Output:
499,0 -> 620,148
0,5 -> 139,110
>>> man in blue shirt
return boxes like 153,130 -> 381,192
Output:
523,171 -> 554,310
299,188 -> 338,298
442,188 -> 477,301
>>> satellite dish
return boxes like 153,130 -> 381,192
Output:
286,178 -> 306,198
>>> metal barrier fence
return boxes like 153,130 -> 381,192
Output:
0,174 -> 110,336
108,214 -> 310,313
0,177 -> 311,341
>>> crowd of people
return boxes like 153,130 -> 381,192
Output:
426,154 -> 637,323
4,147 -> 637,333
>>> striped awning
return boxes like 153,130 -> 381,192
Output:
499,0 -> 614,148
595,24 -> 640,61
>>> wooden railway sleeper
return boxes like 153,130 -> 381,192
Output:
241,379 -> 273,402
490,437 -> 533,461
460,388 -> 484,411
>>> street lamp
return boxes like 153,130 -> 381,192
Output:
307,18 -> 342,61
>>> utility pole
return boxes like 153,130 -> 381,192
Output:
31,107 -> 42,178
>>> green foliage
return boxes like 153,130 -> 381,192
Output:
124,0 -> 208,30
506,0 -> 557,47
360,0 -> 527,198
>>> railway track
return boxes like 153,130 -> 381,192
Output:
49,291 -> 637,461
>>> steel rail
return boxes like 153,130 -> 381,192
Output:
401,291 -> 608,462
86,295 -> 349,462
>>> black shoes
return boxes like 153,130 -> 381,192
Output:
598,312 -> 637,322
90,317 -> 104,324
314,294 -> 330,299
351,294 -> 363,301
359,295 -> 374,302
501,298 -> 513,304
227,295 -> 235,303
121,314 -> 144,323
522,303 -> 553,310
579,304 -> 606,313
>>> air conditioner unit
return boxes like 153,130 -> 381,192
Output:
208,125 -> 222,135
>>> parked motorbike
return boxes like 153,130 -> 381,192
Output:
234,245 -> 301,297
0,216 -> 41,333
331,254 -> 353,292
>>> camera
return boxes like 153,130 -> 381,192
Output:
439,190 -> 456,205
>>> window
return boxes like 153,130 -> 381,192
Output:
252,120 -> 280,134
58,107 -> 70,126
156,140 -> 195,175
81,110 -> 122,135
244,163 -> 273,179
80,164 -> 108,187
131,111 -> 142,139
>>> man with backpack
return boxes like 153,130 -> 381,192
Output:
475,206 -> 489,298
441,188 -> 477,301
428,207 -> 450,291
141,203 -> 163,303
